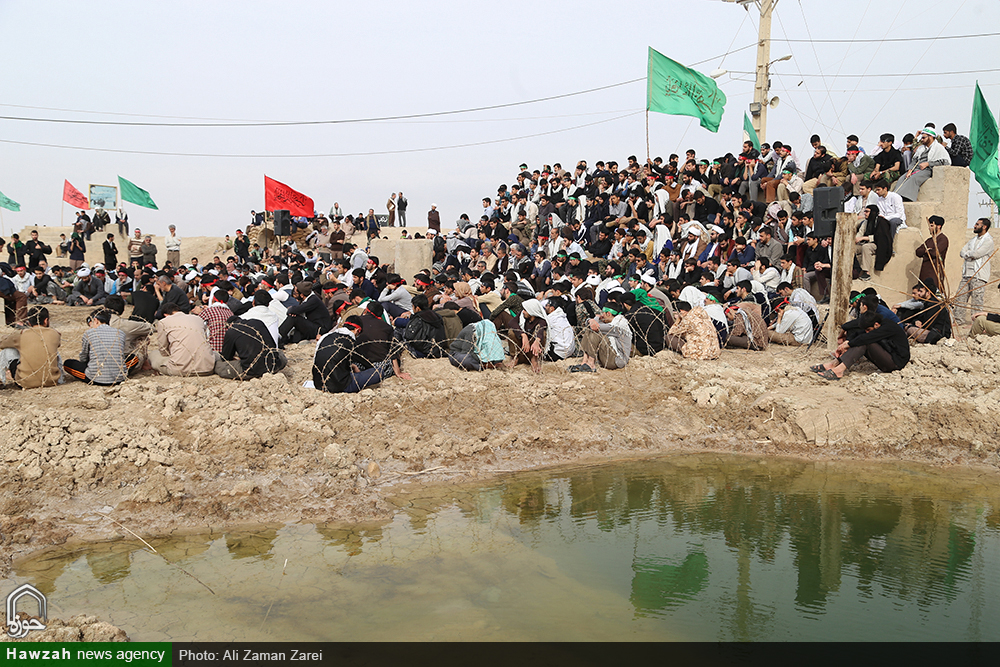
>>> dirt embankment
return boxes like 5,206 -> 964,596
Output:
2,306 -> 1000,578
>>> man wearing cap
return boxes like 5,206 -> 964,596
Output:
893,128 -> 952,202
915,216 -> 948,285
67,268 -> 107,307
427,204 -> 441,234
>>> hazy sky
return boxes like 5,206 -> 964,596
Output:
0,0 -> 997,238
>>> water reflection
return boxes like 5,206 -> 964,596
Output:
12,455 -> 1000,642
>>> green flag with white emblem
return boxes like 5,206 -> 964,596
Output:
970,82 -> 1000,206
0,190 -> 21,212
646,47 -> 727,133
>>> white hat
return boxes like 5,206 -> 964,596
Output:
426,229 -> 437,236
585,274 -> 601,286
93,263 -> 105,270
77,268 -> 91,277
184,271 -> 198,282
431,203 -> 437,207
709,225 -> 724,235
641,274 -> 656,286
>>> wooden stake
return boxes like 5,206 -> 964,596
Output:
825,211 -> 857,350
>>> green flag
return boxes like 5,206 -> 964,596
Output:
646,47 -> 727,133
118,176 -> 158,210
743,112 -> 761,151
970,82 -> 1000,205
0,190 -> 20,212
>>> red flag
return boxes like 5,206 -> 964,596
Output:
264,176 -> 314,217
63,180 -> 90,209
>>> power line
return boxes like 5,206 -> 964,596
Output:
772,31 -> 1000,43
0,44 -> 755,129
728,67 -> 1000,78
0,80 -> 645,128
0,111 -> 644,158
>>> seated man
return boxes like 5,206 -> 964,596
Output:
621,291 -> 665,356
279,281 -> 333,344
663,301 -> 721,360
402,293 -> 446,359
63,308 -> 128,385
894,283 -> 951,344
892,128 -> 951,202
216,317 -> 288,380
27,266 -> 66,305
811,311 -> 910,379
725,301 -> 769,351
510,298 -> 550,372
0,274 -> 28,325
153,274 -> 192,319
67,268 -> 107,307
971,312 -> 1000,338
104,295 -> 152,374
448,317 -> 506,371
0,306 -> 61,388
147,302 -> 216,376
768,299 -> 814,346
571,303 -> 632,373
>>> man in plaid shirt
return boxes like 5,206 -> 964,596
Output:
943,123 -> 973,168
195,292 -> 234,353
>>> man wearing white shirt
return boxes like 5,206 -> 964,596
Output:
957,218 -> 995,325
768,301 -> 813,346
874,181 -> 906,236
165,225 -> 182,268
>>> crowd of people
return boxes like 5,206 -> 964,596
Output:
0,121 -> 997,391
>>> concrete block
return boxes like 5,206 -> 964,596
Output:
866,167 -> 969,300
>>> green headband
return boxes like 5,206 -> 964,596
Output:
850,294 -> 864,304
602,306 -> 620,314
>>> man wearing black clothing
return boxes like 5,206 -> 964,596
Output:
233,230 -> 250,262
870,133 -> 904,185
24,231 -> 52,271
278,281 -> 332,344
621,293 -> 665,355
312,316 -> 359,393
216,317 -> 287,380
103,234 -> 119,269
812,312 -> 909,379
353,302 -> 393,369
154,275 -> 192,319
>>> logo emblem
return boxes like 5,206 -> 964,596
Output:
6,584 -> 47,639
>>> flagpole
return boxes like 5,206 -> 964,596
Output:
645,109 -> 650,163
0,207 -> 5,237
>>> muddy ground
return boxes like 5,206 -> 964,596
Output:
2,303 -> 1000,582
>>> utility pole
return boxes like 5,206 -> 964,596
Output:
724,0 -> 784,144
752,0 -> 775,144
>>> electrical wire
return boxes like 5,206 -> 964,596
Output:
0,111 -> 645,159
727,67 -> 1000,78
0,80 -> 646,127
0,44 -> 756,128
773,31 -> 1000,43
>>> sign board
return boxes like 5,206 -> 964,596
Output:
88,184 -> 118,211
375,214 -> 389,225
